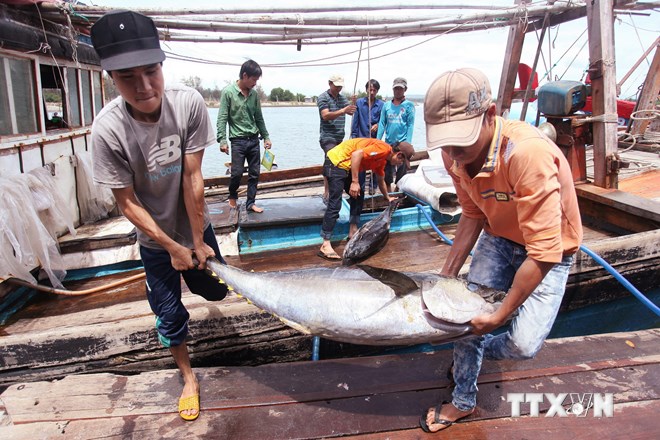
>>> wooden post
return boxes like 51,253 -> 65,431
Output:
520,13 -> 549,122
629,42 -> 660,137
586,0 -> 618,189
497,0 -> 531,116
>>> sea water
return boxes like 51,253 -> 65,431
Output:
203,102 -> 541,179
202,105 -> 427,178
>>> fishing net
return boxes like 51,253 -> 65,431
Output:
75,151 -> 116,224
0,172 -> 68,288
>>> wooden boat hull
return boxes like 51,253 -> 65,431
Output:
0,227 -> 658,386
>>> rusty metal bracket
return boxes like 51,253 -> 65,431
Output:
588,59 -> 604,80
606,153 -> 630,174
556,133 -> 574,148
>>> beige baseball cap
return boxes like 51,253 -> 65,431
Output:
424,68 -> 492,150
392,77 -> 407,89
329,74 -> 345,87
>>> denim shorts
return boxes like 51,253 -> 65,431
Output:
140,225 -> 227,347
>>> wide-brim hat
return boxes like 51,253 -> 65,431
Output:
91,10 -> 166,71
424,68 -> 492,149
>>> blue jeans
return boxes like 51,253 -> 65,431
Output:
384,162 -> 407,186
320,139 -> 340,174
451,231 -> 573,411
320,157 -> 364,239
229,135 -> 261,210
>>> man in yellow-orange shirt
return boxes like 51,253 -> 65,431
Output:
318,138 -> 414,260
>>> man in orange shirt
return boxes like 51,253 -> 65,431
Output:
318,138 -> 413,260
420,68 -> 583,433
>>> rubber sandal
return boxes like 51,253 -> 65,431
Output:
178,394 -> 200,421
317,250 -> 341,261
419,401 -> 472,433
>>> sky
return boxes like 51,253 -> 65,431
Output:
89,0 -> 659,100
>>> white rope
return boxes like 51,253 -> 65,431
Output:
365,17 -> 375,199
630,110 -> 660,121
617,126 -> 660,153
26,42 -> 51,54
33,3 -> 71,127
617,132 -> 638,153
580,113 -> 620,124
352,37 -> 363,97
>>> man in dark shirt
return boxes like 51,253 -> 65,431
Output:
317,74 -> 356,201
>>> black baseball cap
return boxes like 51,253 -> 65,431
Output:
91,10 -> 166,71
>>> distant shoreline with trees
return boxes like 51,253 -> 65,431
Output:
102,73 -> 422,108
206,101 -> 317,108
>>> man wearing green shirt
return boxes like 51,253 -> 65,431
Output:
217,60 -> 272,213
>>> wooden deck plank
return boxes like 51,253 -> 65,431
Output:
342,400 -> 660,440
1,362 -> 657,439
4,400 -> 657,440
1,330 -> 657,426
576,182 -> 660,232
57,216 -> 136,253
3,353 -> 657,425
204,165 -> 323,189
207,199 -> 236,232
618,168 -> 660,201
224,226 -> 458,275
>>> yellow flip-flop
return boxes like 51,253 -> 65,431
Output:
178,394 -> 200,421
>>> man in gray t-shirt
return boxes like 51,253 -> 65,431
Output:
90,10 -> 227,422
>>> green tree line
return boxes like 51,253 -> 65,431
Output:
102,73 -> 380,104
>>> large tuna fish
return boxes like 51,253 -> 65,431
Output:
342,199 -> 400,266
205,258 -> 504,346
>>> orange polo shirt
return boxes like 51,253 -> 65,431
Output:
442,117 -> 583,263
327,138 -> 392,176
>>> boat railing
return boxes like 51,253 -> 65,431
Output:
0,128 -> 92,150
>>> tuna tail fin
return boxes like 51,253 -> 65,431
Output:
389,197 -> 401,212
385,198 -> 401,222
357,264 -> 418,297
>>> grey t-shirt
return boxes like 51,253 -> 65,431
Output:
91,85 -> 215,249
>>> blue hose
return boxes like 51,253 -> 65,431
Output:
415,204 -> 455,246
312,335 -> 320,361
579,244 -> 660,317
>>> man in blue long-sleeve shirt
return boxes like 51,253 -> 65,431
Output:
377,77 -> 415,192
351,79 -> 384,139
351,79 -> 384,195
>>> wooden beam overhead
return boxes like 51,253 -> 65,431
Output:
629,42 -> 660,137
497,0 -> 531,116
